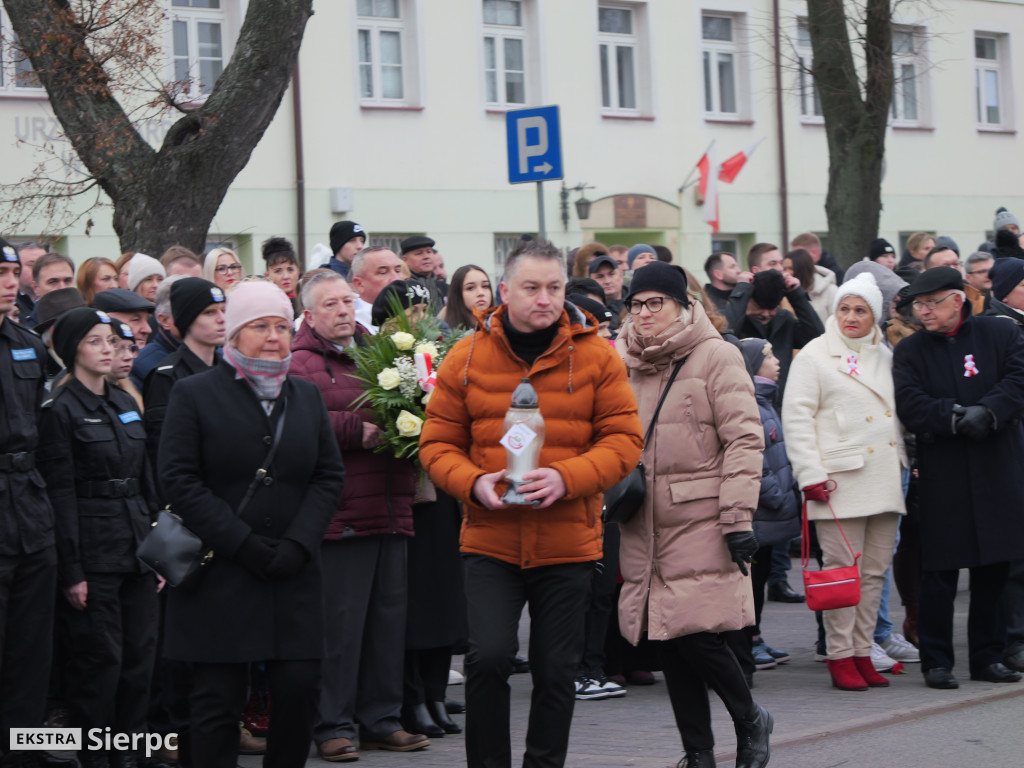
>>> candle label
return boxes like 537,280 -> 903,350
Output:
500,423 -> 538,455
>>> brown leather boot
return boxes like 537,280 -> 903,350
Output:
239,725 -> 267,755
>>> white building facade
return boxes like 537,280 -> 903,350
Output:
0,0 -> 1022,276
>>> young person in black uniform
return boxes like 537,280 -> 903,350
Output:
37,308 -> 162,768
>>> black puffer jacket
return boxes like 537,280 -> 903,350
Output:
752,379 -> 799,547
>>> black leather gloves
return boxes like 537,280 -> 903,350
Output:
235,534 -> 276,577
265,539 -> 308,579
725,531 -> 759,576
953,404 -> 995,441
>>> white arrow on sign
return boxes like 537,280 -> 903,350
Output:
533,162 -> 552,174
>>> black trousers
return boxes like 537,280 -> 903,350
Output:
462,554 -> 593,768
657,632 -> 755,753
0,546 -> 56,757
61,572 -> 158,737
918,562 -> 1009,674
189,659 -> 319,768
580,522 -> 620,675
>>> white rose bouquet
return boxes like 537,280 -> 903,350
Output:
349,296 -> 457,466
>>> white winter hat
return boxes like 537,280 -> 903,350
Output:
127,253 -> 166,292
833,271 -> 883,322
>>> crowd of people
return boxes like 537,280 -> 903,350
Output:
2,206 -> 1024,768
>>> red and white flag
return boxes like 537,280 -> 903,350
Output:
697,140 -> 720,233
718,137 -> 765,184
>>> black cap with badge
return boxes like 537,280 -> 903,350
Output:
52,307 -> 113,370
0,237 -> 18,265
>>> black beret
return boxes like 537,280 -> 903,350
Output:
903,266 -> 964,297
371,279 -> 432,326
400,236 -> 436,255
92,288 -> 154,313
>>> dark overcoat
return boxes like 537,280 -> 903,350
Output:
893,311 -> 1024,571
158,360 -> 345,663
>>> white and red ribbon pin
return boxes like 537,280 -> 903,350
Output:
964,354 -> 979,378
846,354 -> 860,376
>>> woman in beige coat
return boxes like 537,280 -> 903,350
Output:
616,263 -> 771,768
782,272 -> 906,691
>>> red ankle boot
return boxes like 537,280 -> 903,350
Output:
826,657 -> 868,691
853,655 -> 890,687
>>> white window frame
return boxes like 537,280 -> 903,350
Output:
0,4 -> 44,97
700,10 -> 750,122
167,1 -> 234,104
481,0 -> 530,108
355,0 -> 422,108
597,2 -> 652,117
974,31 -> 1014,131
891,24 -> 929,128
795,18 -> 822,123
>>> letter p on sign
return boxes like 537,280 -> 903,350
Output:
506,106 -> 563,184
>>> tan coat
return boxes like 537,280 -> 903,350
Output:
781,317 -> 906,521
615,303 -> 762,645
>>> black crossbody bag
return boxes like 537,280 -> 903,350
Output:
602,358 -> 686,524
137,397 -> 288,589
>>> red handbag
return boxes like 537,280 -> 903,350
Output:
801,481 -> 862,611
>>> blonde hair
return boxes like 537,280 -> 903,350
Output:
203,247 -> 241,282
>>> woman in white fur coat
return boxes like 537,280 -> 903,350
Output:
782,272 -> 906,691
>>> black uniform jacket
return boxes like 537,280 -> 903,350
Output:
158,360 -> 345,662
894,308 -> 1024,570
0,317 -> 54,556
38,378 -> 158,585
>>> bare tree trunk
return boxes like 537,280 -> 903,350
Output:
806,0 -> 893,267
4,0 -> 313,255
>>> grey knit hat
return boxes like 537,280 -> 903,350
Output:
995,207 -> 1020,232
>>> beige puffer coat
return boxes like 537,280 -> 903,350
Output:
615,302 -> 762,645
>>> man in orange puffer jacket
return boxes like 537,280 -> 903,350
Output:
420,238 -> 642,768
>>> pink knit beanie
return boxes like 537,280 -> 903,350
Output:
225,281 -> 294,340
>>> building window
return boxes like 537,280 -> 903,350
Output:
494,233 -> 527,270
170,0 -> 226,101
369,233 -> 417,256
598,4 -> 638,113
0,6 -> 42,93
975,33 -> 1010,128
702,12 -> 747,120
483,0 -> 527,107
892,27 -> 926,126
796,19 -> 821,120
357,0 -> 410,104
711,236 -> 740,257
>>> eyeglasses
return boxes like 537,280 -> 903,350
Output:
911,293 -> 957,312
626,297 -> 668,315
214,263 -> 243,274
244,321 -> 292,337
116,342 -> 139,355
83,335 -> 116,348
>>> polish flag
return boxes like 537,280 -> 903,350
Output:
698,140 -> 719,233
718,138 -> 765,184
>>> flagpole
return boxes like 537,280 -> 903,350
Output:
678,140 -> 715,193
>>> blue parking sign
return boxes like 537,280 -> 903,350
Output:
506,106 -> 563,184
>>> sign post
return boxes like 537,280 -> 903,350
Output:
506,106 -> 563,240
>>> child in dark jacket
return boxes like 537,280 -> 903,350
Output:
738,338 -> 801,670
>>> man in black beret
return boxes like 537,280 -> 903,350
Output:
894,266 -> 1024,689
724,268 -> 824,404
400,236 -> 448,306
93,288 -> 156,348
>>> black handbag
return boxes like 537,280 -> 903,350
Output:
603,358 -> 686,524
137,396 -> 288,589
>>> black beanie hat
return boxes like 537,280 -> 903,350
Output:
330,221 -> 366,256
0,237 -> 18,266
737,338 -> 773,380
371,279 -> 431,326
52,307 -> 113,370
624,262 -> 689,306
989,257 -> 1024,301
567,293 -> 613,324
171,278 -> 226,337
869,238 -> 896,261
751,269 -> 786,310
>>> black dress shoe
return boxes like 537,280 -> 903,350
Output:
681,749 -> 716,767
512,655 -> 530,674
924,667 -> 959,689
766,582 -> 805,603
401,703 -> 445,738
970,662 -> 1023,683
426,700 -> 462,734
445,699 -> 465,714
1003,647 -> 1024,673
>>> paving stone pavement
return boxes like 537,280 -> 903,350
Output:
240,564 -> 1022,767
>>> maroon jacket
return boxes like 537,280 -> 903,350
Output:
290,321 -> 415,537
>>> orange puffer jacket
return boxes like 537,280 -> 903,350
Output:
420,303 -> 643,568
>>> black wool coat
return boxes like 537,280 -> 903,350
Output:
893,311 -> 1024,571
158,360 -> 345,663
